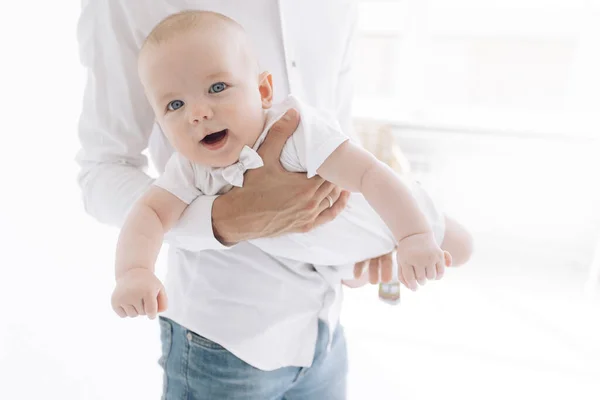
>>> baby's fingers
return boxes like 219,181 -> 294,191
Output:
123,304 -> 140,318
157,287 -> 169,313
425,264 -> 437,281
414,265 -> 427,286
402,264 -> 418,291
444,251 -> 453,267
435,261 -> 445,280
111,291 -> 134,318
143,292 -> 159,320
114,306 -> 127,318
398,267 -> 409,289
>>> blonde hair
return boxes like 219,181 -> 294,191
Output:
140,10 -> 259,74
143,10 -> 244,47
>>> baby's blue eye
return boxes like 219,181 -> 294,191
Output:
167,100 -> 184,111
209,82 -> 227,94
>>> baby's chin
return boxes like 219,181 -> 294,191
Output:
212,153 -> 243,168
189,145 -> 245,168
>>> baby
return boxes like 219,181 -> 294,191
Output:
111,10 -> 463,318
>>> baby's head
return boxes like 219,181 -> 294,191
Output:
139,11 -> 273,167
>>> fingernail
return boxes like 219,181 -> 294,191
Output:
284,108 -> 297,121
282,109 -> 293,121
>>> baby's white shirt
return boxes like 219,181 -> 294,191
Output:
154,95 -> 349,202
154,95 -> 445,271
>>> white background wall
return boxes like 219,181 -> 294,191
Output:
1,1 -> 600,399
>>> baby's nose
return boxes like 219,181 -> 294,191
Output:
189,103 -> 214,124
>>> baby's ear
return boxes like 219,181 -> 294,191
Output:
259,71 -> 273,109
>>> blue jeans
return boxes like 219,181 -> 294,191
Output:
158,317 -> 348,399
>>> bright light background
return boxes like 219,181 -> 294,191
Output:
1,1 -> 599,399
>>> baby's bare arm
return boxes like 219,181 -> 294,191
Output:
317,141 -> 431,242
115,187 -> 188,279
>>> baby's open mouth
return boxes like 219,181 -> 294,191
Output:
201,129 -> 228,147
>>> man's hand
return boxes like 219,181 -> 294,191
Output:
343,251 -> 395,288
212,109 -> 350,245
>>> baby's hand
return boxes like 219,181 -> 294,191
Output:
396,232 -> 452,291
111,268 -> 168,319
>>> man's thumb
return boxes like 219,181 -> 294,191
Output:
259,108 -> 299,161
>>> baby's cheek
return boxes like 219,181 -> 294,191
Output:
166,126 -> 193,153
231,106 -> 263,140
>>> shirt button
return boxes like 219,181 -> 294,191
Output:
186,333 -> 192,341
291,60 -> 297,68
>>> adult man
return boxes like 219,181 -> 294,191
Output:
77,1 -> 389,398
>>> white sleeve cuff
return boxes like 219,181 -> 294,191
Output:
165,194 -> 232,252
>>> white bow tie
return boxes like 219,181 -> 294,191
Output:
221,145 -> 264,187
